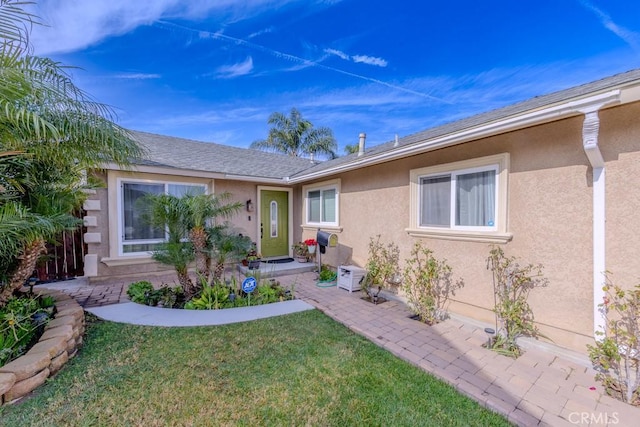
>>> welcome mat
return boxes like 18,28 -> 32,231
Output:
264,258 -> 295,264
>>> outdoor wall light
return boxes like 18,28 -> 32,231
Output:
246,199 -> 254,212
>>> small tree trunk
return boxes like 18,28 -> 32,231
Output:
213,261 -> 225,281
0,239 -> 47,305
189,227 -> 209,280
176,268 -> 195,299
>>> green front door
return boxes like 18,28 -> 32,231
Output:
260,190 -> 289,258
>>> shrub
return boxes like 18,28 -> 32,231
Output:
361,235 -> 399,299
1,294 -> 55,366
486,246 -> 548,358
184,278 -> 294,310
402,242 -> 464,325
587,280 -> 640,405
185,284 -> 230,310
126,281 -> 154,304
318,265 -> 336,282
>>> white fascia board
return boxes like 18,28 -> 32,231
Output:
223,173 -> 290,184
101,163 -> 226,179
100,164 -> 289,184
288,90 -> 622,184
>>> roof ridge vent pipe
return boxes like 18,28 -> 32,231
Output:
358,133 -> 366,157
394,134 -> 399,147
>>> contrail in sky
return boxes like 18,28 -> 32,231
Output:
578,0 -> 640,52
156,20 -> 450,104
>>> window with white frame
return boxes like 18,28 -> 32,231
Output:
120,180 -> 206,254
303,180 -> 339,227
409,154 -> 510,242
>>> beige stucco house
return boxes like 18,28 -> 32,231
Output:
83,68 -> 640,353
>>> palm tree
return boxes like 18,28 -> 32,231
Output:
250,108 -> 338,159
182,193 -> 242,281
0,1 -> 143,304
139,193 -> 196,297
141,192 -> 243,296
207,224 -> 252,281
344,144 -> 359,155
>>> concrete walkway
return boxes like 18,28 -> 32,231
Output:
86,300 -> 314,327
40,272 -> 639,426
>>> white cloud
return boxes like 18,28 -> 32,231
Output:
214,57 -> 254,78
113,73 -> 161,80
325,48 -> 388,67
26,0 -> 303,55
324,48 -> 349,60
351,55 -> 387,67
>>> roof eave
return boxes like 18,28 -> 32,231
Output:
289,88 -> 628,184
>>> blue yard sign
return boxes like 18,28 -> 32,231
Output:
242,277 -> 257,293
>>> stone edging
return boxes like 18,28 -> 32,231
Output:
0,288 -> 85,405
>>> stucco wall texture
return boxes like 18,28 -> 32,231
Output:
303,102 -> 639,353
84,101 -> 639,354
87,171 -> 264,280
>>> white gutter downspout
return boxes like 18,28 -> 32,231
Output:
580,105 -> 608,340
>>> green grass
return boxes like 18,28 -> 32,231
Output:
0,310 -> 511,426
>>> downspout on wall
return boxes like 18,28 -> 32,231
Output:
581,106 -> 607,340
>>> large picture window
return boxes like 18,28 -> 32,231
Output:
409,154 -> 511,243
303,180 -> 339,227
120,180 -> 206,254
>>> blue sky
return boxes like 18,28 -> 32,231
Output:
28,0 -> 640,154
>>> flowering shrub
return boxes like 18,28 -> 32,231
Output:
292,242 -> 308,256
587,280 -> 640,405
486,246 -> 548,358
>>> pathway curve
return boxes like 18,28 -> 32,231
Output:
40,272 -> 639,426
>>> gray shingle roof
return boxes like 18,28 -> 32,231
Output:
129,68 -> 640,182
131,131 -> 314,180
293,68 -> 640,178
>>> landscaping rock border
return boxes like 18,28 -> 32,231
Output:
0,288 -> 85,405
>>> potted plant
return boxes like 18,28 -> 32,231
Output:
291,242 -> 309,262
245,244 -> 261,269
247,253 -> 261,269
304,238 -> 317,255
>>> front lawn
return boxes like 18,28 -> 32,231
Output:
0,310 -> 511,426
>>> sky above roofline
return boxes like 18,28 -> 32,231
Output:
27,1 -> 640,155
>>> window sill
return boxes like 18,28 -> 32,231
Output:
301,225 -> 343,232
405,228 -> 513,244
101,256 -> 157,267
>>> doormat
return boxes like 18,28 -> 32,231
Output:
264,258 -> 295,264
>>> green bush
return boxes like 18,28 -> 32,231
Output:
486,246 -> 548,358
402,242 -> 464,325
126,281 -> 154,304
1,294 -> 55,366
361,235 -> 399,299
587,280 -> 640,405
127,281 -> 185,308
318,265 -> 336,282
185,279 -> 293,310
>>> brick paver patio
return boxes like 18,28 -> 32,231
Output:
41,271 -> 639,426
